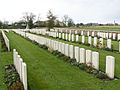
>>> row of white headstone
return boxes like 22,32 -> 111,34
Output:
25,29 -> 120,52
58,33 -> 120,51
13,29 -> 115,79
13,49 -> 27,90
26,29 -> 117,51
55,28 -> 120,40
1,31 -> 10,51
26,29 -> 119,50
35,30 -> 119,51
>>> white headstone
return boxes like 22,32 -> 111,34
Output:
92,32 -> 94,37
107,39 -> 111,49
86,50 -> 92,66
19,58 -> 23,81
62,33 -> 64,39
88,36 -> 92,45
106,33 -> 109,39
22,63 -> 27,90
75,30 -> 78,34
119,41 -> 120,52
81,31 -> 83,35
80,48 -> 85,63
92,52 -> 99,70
59,33 -> 61,38
103,33 -> 106,38
113,33 -> 116,40
109,33 -> 112,39
66,33 -> 68,40
65,44 -> 69,56
117,34 -> 120,40
87,31 -> 89,36
93,37 -> 97,47
69,45 -> 74,58
106,56 -> 115,79
56,41 -> 59,50
75,47 -> 80,62
69,34 -> 71,41
76,35 -> 79,42
58,42 -> 62,52
72,34 -> 74,42
61,43 -> 65,54
82,36 -> 85,44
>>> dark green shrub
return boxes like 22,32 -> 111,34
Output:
91,69 -> 99,75
71,62 -> 81,67
96,72 -> 108,79
56,53 -> 64,58
60,56 -> 70,61
42,45 -> 48,49
32,40 -> 38,45
9,82 -> 24,90
68,58 -> 76,63
104,47 -> 111,51
4,64 -> 24,89
79,63 -> 87,70
85,66 -> 94,73
52,50 -> 60,55
85,43 -> 90,46
39,45 -> 48,50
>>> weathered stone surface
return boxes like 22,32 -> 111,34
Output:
61,43 -> 65,54
117,34 -> 120,40
93,37 -> 97,47
69,45 -> 74,58
75,46 -> 80,62
92,52 -> 99,70
92,32 -> 94,37
80,48 -> 85,63
82,36 -> 85,44
107,39 -> 111,49
59,33 -> 61,38
113,33 -> 116,40
76,35 -> 79,42
66,33 -> 68,40
119,41 -> 120,52
109,33 -> 112,38
65,44 -> 69,56
69,34 -> 71,41
81,31 -> 83,35
22,63 -> 27,90
106,33 -> 108,39
72,34 -> 74,42
62,33 -> 65,39
87,31 -> 89,36
88,36 -> 91,45
86,50 -> 92,66
106,56 -> 115,79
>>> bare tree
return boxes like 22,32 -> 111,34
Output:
22,12 -> 36,29
62,15 -> 69,27
37,14 -> 41,22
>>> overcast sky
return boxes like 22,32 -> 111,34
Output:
0,0 -> 119,24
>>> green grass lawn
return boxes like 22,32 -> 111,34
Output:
68,26 -> 120,31
5,31 -> 120,90
0,32 -> 13,90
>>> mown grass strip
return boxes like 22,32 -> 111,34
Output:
28,32 -> 120,78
